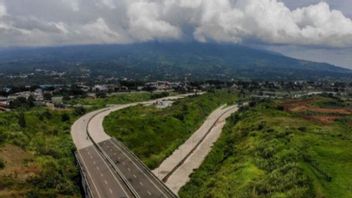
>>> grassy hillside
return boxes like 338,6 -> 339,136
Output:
103,90 -> 237,168
179,96 -> 352,198
0,92 -> 167,197
0,108 -> 80,197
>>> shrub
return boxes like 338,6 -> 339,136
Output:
0,158 -> 5,169
74,106 -> 86,116
61,113 -> 70,122
18,112 -> 26,128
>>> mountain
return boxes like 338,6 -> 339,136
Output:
0,42 -> 351,81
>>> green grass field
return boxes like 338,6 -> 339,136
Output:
179,97 -> 352,198
103,90 -> 237,168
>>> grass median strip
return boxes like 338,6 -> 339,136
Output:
103,90 -> 237,169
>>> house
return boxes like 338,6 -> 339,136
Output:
52,96 -> 63,105
92,85 -> 109,92
145,81 -> 172,91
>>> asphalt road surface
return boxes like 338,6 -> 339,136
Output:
77,145 -> 133,198
99,139 -> 174,197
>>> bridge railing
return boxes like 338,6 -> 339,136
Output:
74,152 -> 94,198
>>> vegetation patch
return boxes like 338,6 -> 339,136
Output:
179,96 -> 352,198
104,90 -> 237,168
0,92 -> 161,197
0,108 -> 80,197
282,97 -> 352,124
68,92 -> 154,109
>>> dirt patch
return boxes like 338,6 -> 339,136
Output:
303,115 -> 341,124
0,144 -> 39,180
282,98 -> 352,125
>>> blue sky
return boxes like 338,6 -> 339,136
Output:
0,0 -> 351,68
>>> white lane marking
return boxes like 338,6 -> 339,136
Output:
91,147 -> 131,197
109,188 -> 113,194
127,168 -> 131,172
104,180 -> 108,185
139,182 -> 144,186
93,161 -> 96,165
77,151 -> 102,198
147,191 -> 152,196
133,174 -> 137,178
96,166 -> 100,171
110,142 -> 167,197
100,173 -> 104,177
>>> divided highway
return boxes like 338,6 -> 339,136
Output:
72,110 -> 134,198
71,94 -> 194,197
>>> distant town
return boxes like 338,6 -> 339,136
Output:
1,77 -> 351,112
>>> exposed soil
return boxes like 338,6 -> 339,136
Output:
0,144 -> 38,180
282,98 -> 352,124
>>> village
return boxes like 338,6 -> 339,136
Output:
1,79 -> 352,112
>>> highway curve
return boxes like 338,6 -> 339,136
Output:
71,94 -> 193,197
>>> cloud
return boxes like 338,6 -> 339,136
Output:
127,1 -> 181,41
0,1 -> 5,17
79,18 -> 125,43
0,0 -> 352,47
192,0 -> 352,47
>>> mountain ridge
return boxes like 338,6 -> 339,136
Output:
0,42 -> 351,81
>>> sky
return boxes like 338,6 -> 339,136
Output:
0,0 -> 352,68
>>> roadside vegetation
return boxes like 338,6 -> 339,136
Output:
104,90 -> 237,168
179,96 -> 352,197
0,107 -> 80,197
0,92 -> 172,197
67,91 -> 155,109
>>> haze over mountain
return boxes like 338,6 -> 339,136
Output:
0,43 -> 351,81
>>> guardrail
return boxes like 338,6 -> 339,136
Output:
74,152 -> 94,198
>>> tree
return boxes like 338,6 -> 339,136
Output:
0,158 -> 5,169
18,112 -> 26,128
74,106 -> 86,116
9,96 -> 35,109
61,113 -> 70,122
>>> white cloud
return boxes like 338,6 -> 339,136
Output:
127,1 -> 181,41
80,18 -> 124,43
0,0 -> 352,47
192,0 -> 352,47
0,1 -> 6,17
61,0 -> 80,12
